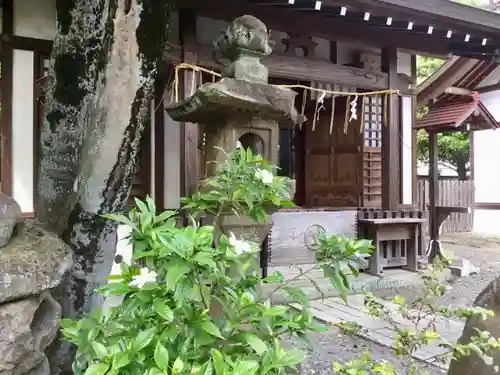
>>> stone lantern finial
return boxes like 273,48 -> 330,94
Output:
213,15 -> 275,83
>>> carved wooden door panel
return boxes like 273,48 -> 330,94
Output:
304,98 -> 361,207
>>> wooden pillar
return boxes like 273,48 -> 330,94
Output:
153,78 -> 165,211
381,47 -> 399,210
428,130 -> 440,262
469,131 -> 475,181
179,8 -> 199,197
411,54 -> 418,206
0,0 -> 14,195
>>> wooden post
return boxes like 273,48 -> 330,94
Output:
411,54 -> 418,206
428,130 -> 440,262
179,8 -> 199,197
0,0 -> 14,195
154,78 -> 166,211
381,47 -> 399,210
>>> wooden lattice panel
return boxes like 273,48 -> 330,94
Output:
362,95 -> 382,207
363,148 -> 382,207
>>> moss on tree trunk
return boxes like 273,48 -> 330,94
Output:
39,1 -> 173,373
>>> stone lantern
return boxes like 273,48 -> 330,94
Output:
166,15 -> 304,244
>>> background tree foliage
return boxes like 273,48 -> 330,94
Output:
415,0 -> 485,180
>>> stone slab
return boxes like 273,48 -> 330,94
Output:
292,294 -> 464,368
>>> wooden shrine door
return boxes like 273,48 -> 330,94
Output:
303,97 -> 362,207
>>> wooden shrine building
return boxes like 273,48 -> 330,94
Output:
3,0 -> 500,274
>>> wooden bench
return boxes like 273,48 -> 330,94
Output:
359,217 -> 427,276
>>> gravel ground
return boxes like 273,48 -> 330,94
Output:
440,233 -> 500,307
296,330 -> 445,375
292,233 -> 500,375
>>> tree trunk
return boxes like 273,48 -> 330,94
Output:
37,1 -> 173,373
456,160 -> 468,181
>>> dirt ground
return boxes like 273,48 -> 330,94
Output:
297,232 -> 500,375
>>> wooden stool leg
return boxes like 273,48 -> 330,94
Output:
368,227 -> 381,276
407,224 -> 418,272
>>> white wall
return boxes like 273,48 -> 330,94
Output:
163,93 -> 181,209
401,96 -> 413,205
12,50 -> 35,213
14,0 -> 56,40
473,90 -> 500,235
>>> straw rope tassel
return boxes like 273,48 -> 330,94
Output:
300,89 -> 307,130
344,95 -> 350,134
174,66 -> 180,102
329,96 -> 336,134
359,96 -> 365,134
383,93 -> 389,126
312,99 -> 320,131
190,69 -> 196,96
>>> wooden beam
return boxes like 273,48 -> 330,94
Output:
1,0 -> 14,195
477,83 -> 500,94
475,202 -> 500,210
381,47 -> 399,210
183,0 -> 452,57
11,36 -> 53,53
179,8 -> 200,197
346,0 -> 500,38
444,86 -> 473,96
165,42 -> 411,92
428,130 -> 440,262
417,58 -> 479,108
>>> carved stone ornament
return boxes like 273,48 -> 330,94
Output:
213,15 -> 275,83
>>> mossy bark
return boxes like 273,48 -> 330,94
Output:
38,1 -> 173,373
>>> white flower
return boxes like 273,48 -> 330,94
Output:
236,141 -> 243,149
229,232 -> 253,255
255,168 -> 274,184
129,267 -> 158,288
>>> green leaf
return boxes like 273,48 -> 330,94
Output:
166,264 -> 191,291
233,360 -> 259,375
283,286 -> 309,307
211,349 -> 225,375
200,321 -> 224,339
265,306 -> 289,316
196,361 -> 214,375
101,213 -> 136,228
323,265 -> 348,302
263,273 -> 284,283
243,333 -> 268,355
84,363 -> 109,375
155,210 -> 178,223
146,196 -> 157,214
134,327 -> 156,351
154,300 -> 174,322
135,198 -> 150,214
172,357 -> 184,375
154,341 -> 170,372
112,352 -> 130,370
192,251 -> 216,268
92,342 -> 108,358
